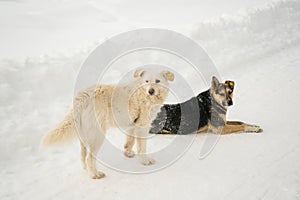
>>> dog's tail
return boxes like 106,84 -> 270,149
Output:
41,87 -> 98,146
41,110 -> 77,146
41,89 -> 93,146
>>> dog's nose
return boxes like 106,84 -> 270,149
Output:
148,88 -> 155,95
228,99 -> 233,106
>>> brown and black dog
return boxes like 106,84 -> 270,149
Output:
148,76 -> 262,135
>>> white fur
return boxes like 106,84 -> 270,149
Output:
41,69 -> 174,179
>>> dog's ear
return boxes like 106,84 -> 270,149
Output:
134,69 -> 145,78
225,80 -> 235,90
211,76 -> 220,89
163,71 -> 174,81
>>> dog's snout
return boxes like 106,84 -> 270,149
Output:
148,88 -> 155,95
228,99 -> 233,106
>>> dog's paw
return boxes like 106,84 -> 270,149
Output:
90,171 -> 106,179
139,156 -> 155,165
257,128 -> 263,133
245,124 -> 262,133
124,149 -> 135,158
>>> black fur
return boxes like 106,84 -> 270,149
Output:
149,89 -> 226,135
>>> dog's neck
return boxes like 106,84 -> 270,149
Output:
197,89 -> 228,115
211,99 -> 227,114
210,91 -> 227,114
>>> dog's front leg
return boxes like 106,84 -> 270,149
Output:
218,121 -> 262,134
226,121 -> 262,133
243,122 -> 263,133
135,127 -> 155,165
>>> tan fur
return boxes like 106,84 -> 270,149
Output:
42,69 -> 174,179
41,110 -> 76,145
197,121 -> 262,134
220,121 -> 261,134
197,77 -> 262,134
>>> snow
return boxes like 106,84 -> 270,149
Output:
1,0 -> 300,199
0,0 -> 282,59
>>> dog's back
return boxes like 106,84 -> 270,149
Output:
150,89 -> 212,135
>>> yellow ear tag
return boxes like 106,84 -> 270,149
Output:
167,72 -> 173,78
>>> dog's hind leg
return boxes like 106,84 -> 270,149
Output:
86,131 -> 105,179
124,128 -> 135,158
80,141 -> 87,170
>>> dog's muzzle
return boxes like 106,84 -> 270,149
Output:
148,88 -> 155,96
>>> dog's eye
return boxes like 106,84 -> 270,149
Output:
228,91 -> 232,95
220,93 -> 225,96
155,79 -> 160,83
145,80 -> 149,83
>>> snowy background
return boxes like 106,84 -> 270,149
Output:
1,0 -> 300,199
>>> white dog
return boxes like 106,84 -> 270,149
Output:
42,68 -> 174,179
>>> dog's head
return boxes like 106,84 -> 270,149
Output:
210,76 -> 235,107
134,68 -> 174,103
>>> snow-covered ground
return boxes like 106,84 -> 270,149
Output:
1,0 -> 300,199
0,0 -> 282,59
